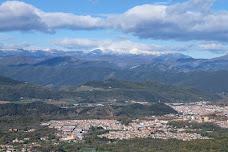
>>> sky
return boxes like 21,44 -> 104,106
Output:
1,0 -> 228,58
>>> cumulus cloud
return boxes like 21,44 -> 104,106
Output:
0,41 -> 56,52
0,1 -> 47,32
0,42 -> 32,51
109,0 -> 228,42
55,38 -> 163,55
54,37 -> 228,55
0,1 -> 104,32
198,42 -> 228,53
2,0 -> 228,43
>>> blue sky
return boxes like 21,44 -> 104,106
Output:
1,0 -> 228,58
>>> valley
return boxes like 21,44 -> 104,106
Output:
0,101 -> 228,152
1,0 -> 228,151
0,50 -> 228,152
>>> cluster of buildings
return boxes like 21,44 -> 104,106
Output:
42,118 -> 209,141
0,145 -> 15,152
99,119 -> 209,141
41,102 -> 228,142
0,143 -> 41,152
169,102 -> 228,128
42,120 -> 124,141
169,102 -> 228,116
0,128 -> 51,152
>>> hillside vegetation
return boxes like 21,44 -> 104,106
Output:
70,79 -> 218,102
0,76 -> 61,101
0,76 -> 218,102
1,54 -> 228,94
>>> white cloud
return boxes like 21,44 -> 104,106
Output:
0,1 -> 47,32
198,42 -> 227,53
0,42 -> 56,52
2,0 -> 228,43
0,1 -> 104,32
109,0 -> 228,42
0,42 -> 31,51
55,38 -> 163,55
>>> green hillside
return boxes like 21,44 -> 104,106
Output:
63,79 -> 218,103
0,76 -> 60,101
0,76 -> 218,102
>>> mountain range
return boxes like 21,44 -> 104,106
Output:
0,49 -> 228,93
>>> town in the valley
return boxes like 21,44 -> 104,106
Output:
42,102 -> 228,141
1,101 -> 228,152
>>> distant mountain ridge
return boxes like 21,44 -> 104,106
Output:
1,49 -> 228,93
1,49 -> 228,71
